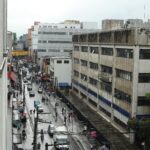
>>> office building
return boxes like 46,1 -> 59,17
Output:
72,28 -> 150,130
29,20 -> 98,63
46,56 -> 72,88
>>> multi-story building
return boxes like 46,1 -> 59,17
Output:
72,28 -> 150,130
48,56 -> 72,88
102,19 -> 150,31
0,0 -> 8,150
29,20 -> 98,64
102,19 -> 124,30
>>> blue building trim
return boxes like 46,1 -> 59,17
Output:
88,88 -> 97,97
76,82 -> 131,118
59,82 -> 70,87
113,104 -> 130,118
79,83 -> 87,91
136,114 -> 150,119
98,95 -> 111,106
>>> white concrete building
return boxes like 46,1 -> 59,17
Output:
30,20 -> 99,63
49,56 -> 72,88
0,0 -> 8,150
72,28 -> 150,130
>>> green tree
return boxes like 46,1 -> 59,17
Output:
145,92 -> 150,101
128,118 -> 150,149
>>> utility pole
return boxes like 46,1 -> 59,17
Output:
33,108 -> 39,150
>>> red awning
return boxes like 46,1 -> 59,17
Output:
10,72 -> 17,82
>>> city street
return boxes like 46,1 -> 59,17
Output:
16,73 -> 92,150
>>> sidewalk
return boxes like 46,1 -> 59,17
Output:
45,93 -> 92,150
57,90 -> 138,150
11,88 -> 33,150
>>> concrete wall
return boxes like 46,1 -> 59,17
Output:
54,58 -> 72,86
72,28 -> 150,129
0,0 -> 7,149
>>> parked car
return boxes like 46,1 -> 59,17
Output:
34,100 -> 43,112
29,91 -> 35,97
23,78 -> 28,83
41,95 -> 46,102
34,100 -> 41,108
38,105 -> 44,112
13,110 -> 22,129
38,87 -> 43,93
26,75 -> 31,80
27,85 -> 32,91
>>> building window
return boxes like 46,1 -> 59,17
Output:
74,58 -> 79,64
89,62 -> 98,70
64,60 -> 69,64
101,65 -> 112,74
81,73 -> 87,81
90,47 -> 98,54
116,48 -> 133,58
116,69 -> 132,81
74,46 -> 79,51
114,88 -> 131,103
139,73 -> 150,83
48,49 -> 60,52
43,40 -> 47,43
81,46 -> 88,52
48,41 -> 71,43
100,81 -> 112,93
88,98 -> 97,107
99,106 -> 111,117
101,47 -> 113,56
64,49 -> 71,52
89,77 -> 97,86
43,32 -> 66,35
74,70 -> 79,77
57,60 -> 62,64
81,60 -> 88,67
38,49 -> 46,52
138,96 -> 150,106
139,49 -> 150,59
38,40 -> 42,43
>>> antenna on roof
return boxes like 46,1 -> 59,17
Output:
144,5 -> 146,21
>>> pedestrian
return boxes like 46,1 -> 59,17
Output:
37,142 -> 41,149
83,124 -> 87,135
68,113 -> 71,123
64,115 -> 67,126
64,107 -> 66,115
30,109 -> 32,114
33,109 -> 35,114
62,107 -> 64,114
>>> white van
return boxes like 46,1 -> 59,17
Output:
53,126 -> 69,150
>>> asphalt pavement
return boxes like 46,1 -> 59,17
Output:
11,71 -> 95,150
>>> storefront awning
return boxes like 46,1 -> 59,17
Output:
58,82 -> 70,87
10,72 -> 16,82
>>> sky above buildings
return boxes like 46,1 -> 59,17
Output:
8,0 -> 150,36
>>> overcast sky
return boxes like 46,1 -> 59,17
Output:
8,0 -> 150,36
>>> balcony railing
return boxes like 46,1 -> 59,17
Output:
98,72 -> 112,83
